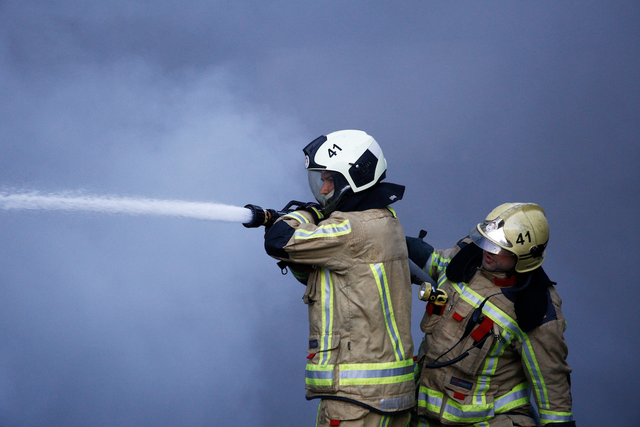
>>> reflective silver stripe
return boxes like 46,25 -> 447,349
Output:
305,364 -> 334,387
320,268 -> 333,365
452,282 -> 549,409
418,388 -> 443,410
494,385 -> 530,412
423,382 -> 531,423
425,253 -> 435,276
372,263 -> 404,360
475,330 -> 512,404
444,404 -> 494,420
339,364 -> 414,379
540,411 -> 575,422
284,212 -> 309,224
380,395 -> 415,412
340,360 -> 414,387
437,274 -> 449,288
293,220 -> 351,239
305,370 -> 333,380
429,253 -> 450,277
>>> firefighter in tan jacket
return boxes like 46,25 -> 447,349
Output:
408,203 -> 575,427
264,130 -> 415,427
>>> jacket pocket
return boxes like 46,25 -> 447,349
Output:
305,333 -> 341,393
453,315 -> 500,376
320,399 -> 369,422
420,304 -> 443,334
443,373 -> 495,420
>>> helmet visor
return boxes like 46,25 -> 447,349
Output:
470,226 -> 503,254
308,170 -> 336,207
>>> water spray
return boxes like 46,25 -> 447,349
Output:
0,190 -> 254,223
1,189 -> 444,299
0,189 -> 310,229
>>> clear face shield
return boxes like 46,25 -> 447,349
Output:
307,170 -> 350,212
469,222 -> 512,255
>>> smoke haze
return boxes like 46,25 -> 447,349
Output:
0,2 -> 638,426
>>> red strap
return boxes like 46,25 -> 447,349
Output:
452,312 -> 464,322
426,302 -> 446,315
470,317 -> 494,342
494,275 -> 517,287
453,391 -> 466,400
307,353 -> 316,360
329,420 -> 341,426
426,302 -> 434,315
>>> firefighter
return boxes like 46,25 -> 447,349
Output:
408,203 -> 575,427
264,130 -> 415,427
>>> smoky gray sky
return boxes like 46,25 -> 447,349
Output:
0,1 -> 638,426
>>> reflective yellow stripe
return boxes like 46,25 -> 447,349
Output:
417,387 -> 443,413
294,219 -> 351,239
340,360 -> 414,385
387,206 -> 397,218
494,382 -> 530,414
370,263 -> 405,361
419,382 -> 531,423
442,399 -> 494,423
474,330 -> 512,405
539,409 -> 574,423
309,206 -> 324,220
319,268 -> 334,364
284,212 -> 309,224
451,282 -> 550,409
428,253 -> 451,278
305,364 -> 334,386
306,270 -> 336,387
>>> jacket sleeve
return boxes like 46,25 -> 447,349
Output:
518,287 -> 575,426
424,246 -> 460,281
264,210 -> 353,272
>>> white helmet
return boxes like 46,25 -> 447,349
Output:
470,203 -> 549,273
303,130 -> 387,212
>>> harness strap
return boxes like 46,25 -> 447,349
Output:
471,317 -> 494,343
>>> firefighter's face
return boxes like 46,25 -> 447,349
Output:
482,249 -> 517,272
320,171 -> 335,195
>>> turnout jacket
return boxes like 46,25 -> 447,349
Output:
264,206 -> 415,414
414,239 -> 574,426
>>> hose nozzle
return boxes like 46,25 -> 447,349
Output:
243,204 -> 280,228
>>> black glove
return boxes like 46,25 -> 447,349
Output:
406,230 -> 434,269
295,202 -> 325,225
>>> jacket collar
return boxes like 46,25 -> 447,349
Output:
334,182 -> 405,212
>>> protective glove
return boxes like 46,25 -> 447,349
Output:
406,230 -> 434,269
